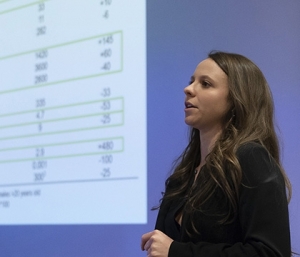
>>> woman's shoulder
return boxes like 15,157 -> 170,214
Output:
236,141 -> 272,164
236,142 -> 282,186
236,141 -> 266,155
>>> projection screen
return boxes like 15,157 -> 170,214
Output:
0,0 -> 299,256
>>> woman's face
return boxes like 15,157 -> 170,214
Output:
184,58 -> 230,131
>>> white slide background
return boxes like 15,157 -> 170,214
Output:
0,0 -> 147,224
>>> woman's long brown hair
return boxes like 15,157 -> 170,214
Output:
161,51 -> 292,233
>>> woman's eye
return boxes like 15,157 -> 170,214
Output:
201,81 -> 210,87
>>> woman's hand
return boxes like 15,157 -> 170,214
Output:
141,230 -> 173,257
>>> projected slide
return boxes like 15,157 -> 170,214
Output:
0,0 -> 146,224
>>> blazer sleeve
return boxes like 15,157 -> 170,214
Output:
168,143 -> 291,257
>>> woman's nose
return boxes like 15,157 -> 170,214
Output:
184,84 -> 194,96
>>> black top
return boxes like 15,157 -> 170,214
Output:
155,142 -> 291,257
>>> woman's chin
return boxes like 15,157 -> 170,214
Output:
184,117 -> 195,126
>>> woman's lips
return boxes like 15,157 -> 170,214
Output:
185,102 -> 196,108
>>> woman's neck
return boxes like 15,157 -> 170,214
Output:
199,126 -> 223,163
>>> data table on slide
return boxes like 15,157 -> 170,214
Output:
0,0 -> 146,224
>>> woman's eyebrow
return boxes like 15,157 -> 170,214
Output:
194,75 -> 214,82
200,75 -> 212,80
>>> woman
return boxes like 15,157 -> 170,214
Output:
141,51 -> 292,257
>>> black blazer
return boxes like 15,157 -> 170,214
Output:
155,143 -> 291,257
